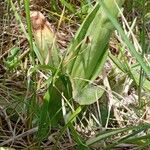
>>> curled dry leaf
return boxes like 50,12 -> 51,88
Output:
30,11 -> 56,65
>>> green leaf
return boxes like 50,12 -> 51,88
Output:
101,0 -> 150,79
10,47 -> 20,56
109,53 -> 150,91
65,0 -> 125,104
24,0 -> 34,65
5,55 -> 20,69
60,0 -> 76,13
86,124 -> 150,146
77,144 -> 89,150
74,85 -> 104,105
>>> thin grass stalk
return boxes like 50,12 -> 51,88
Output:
138,0 -> 147,107
24,0 -> 35,65
102,1 -> 150,79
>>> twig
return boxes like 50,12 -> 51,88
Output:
0,127 -> 38,146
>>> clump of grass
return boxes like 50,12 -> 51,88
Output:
0,0 -> 150,149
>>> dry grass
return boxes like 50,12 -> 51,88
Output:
0,0 -> 150,149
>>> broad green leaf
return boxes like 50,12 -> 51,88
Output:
65,0 -> 124,104
74,85 -> 105,105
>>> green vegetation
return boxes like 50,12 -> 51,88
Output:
0,0 -> 150,149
